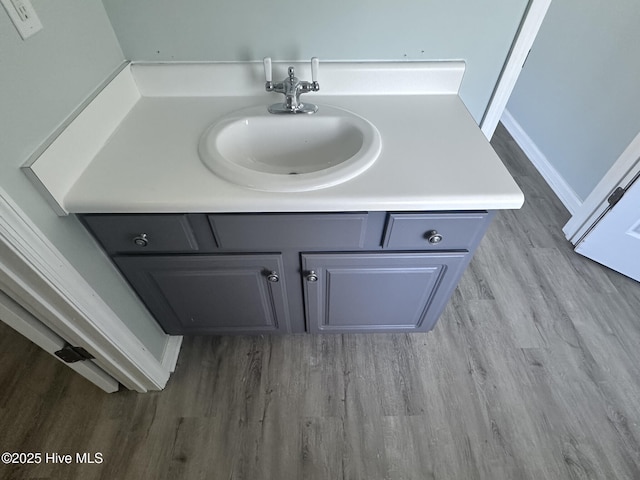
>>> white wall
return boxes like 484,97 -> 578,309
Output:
101,0 -> 529,124
0,0 -> 168,360
506,0 -> 640,202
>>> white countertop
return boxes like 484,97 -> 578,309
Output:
25,61 -> 524,214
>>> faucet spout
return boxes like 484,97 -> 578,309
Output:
264,58 -> 320,114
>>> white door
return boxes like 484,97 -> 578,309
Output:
576,177 -> 640,282
0,290 -> 119,392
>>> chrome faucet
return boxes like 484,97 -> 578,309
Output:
264,57 -> 320,114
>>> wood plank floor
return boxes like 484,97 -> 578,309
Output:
1,123 -> 640,479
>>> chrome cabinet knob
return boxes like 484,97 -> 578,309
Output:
133,233 -> 149,247
267,271 -> 280,283
306,270 -> 318,282
426,230 -> 443,245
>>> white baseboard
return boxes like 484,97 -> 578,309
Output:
501,109 -> 582,214
161,336 -> 183,373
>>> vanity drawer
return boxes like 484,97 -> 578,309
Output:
82,214 -> 199,253
383,212 -> 491,250
208,213 -> 369,249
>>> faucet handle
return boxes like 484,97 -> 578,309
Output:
263,57 -> 272,83
311,57 -> 320,91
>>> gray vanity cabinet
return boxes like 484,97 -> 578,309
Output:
114,254 -> 290,335
302,252 -> 468,333
80,211 -> 493,335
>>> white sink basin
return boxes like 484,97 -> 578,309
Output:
198,105 -> 381,192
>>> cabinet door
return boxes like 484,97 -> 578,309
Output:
114,254 -> 290,335
302,252 -> 468,333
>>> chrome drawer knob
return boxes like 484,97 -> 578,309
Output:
306,271 -> 318,282
267,271 -> 280,283
426,230 -> 443,244
133,233 -> 149,247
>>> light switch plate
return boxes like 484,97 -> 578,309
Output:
1,0 -> 42,39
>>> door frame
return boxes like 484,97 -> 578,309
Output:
0,187 -> 181,393
481,0 -> 553,140
563,130 -> 640,244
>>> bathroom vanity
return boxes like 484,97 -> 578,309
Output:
24,60 -> 524,336
80,210 -> 492,334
